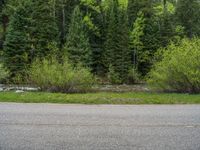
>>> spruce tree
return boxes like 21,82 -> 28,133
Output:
105,0 -> 131,83
159,2 -> 175,47
29,0 -> 58,58
116,8 -> 131,82
130,11 -> 145,69
0,0 -> 4,25
81,0 -> 105,75
0,0 -> 6,50
3,4 -> 30,77
3,0 -> 59,77
55,0 -> 80,46
104,0 -> 119,68
128,0 -> 161,75
65,6 -> 91,67
127,0 -> 152,27
175,0 -> 200,38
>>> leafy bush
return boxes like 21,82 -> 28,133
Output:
27,58 -> 95,93
127,68 -> 141,84
107,65 -> 122,84
0,64 -> 9,83
108,66 -> 141,84
148,38 -> 200,93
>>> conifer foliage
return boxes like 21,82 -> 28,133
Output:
1,0 -> 200,84
65,6 -> 91,67
29,0 -> 59,58
175,0 -> 200,37
105,0 -> 131,83
3,0 -> 59,78
3,4 -> 31,77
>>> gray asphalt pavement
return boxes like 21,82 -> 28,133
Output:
0,103 -> 200,150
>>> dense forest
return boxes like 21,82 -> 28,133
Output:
0,0 -> 200,93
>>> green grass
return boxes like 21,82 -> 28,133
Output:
0,92 -> 200,104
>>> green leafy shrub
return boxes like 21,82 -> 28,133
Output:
107,65 -> 122,84
27,58 -> 95,93
127,68 -> 141,84
148,38 -> 200,93
0,64 -> 9,82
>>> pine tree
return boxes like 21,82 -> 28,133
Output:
0,0 -> 6,50
116,8 -> 131,82
29,0 -> 59,58
175,0 -> 200,38
3,0 -> 59,77
130,11 -> 145,69
65,6 -> 91,67
80,0 -> 105,75
105,0 -> 131,83
128,0 -> 161,75
153,1 -> 177,47
127,0 -> 153,27
104,0 -> 119,68
55,0 -> 80,46
159,1 -> 175,47
0,0 -> 29,51
3,4 -> 30,77
0,0 -> 4,25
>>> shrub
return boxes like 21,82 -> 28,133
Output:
0,64 -> 9,83
107,65 -> 122,84
127,68 -> 141,84
108,66 -> 141,84
148,38 -> 200,93
27,58 -> 95,93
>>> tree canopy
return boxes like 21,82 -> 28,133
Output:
1,0 -> 199,83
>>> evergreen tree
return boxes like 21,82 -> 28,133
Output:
159,2 -> 174,47
104,0 -> 119,68
3,4 -> 30,77
0,0 -> 6,50
129,0 -> 161,75
29,0 -> 59,58
154,1 -> 176,47
105,0 -> 131,83
80,0 -> 105,75
55,0 -> 80,46
2,0 -> 200,84
0,0 -> 5,26
127,0 -> 152,27
116,8 -> 131,82
3,0 -> 59,77
65,6 -> 91,66
130,11 -> 145,69
175,0 -> 200,38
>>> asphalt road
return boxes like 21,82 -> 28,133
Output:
0,103 -> 200,150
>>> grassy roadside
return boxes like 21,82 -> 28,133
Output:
0,92 -> 199,104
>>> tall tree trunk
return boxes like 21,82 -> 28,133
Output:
2,15 -> 9,38
53,0 -> 56,18
62,2 -> 65,40
163,0 -> 167,14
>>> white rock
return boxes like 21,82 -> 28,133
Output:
15,90 -> 24,93
0,88 -> 3,92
